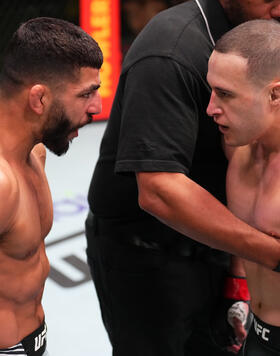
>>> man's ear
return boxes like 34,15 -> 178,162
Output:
269,83 -> 280,106
28,84 -> 49,115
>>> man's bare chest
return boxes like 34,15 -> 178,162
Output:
227,158 -> 280,236
0,163 -> 53,260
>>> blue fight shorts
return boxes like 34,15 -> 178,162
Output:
0,321 -> 47,356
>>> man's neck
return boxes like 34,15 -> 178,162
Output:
0,100 -> 39,163
251,136 -> 280,164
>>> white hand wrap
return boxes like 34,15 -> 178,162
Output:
227,301 -> 249,327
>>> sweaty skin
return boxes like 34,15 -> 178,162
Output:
0,143 -> 52,348
227,143 -> 280,326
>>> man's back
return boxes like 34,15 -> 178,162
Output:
0,145 -> 52,347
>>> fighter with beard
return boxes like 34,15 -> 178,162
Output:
220,0 -> 280,25
0,17 -> 102,355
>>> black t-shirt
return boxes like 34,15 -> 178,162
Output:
88,0 -> 232,247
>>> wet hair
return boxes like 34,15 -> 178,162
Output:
215,19 -> 280,86
0,17 -> 103,94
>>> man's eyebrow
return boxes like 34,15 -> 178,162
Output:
214,86 -> 233,94
78,83 -> 101,95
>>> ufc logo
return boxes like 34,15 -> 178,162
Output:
34,324 -> 47,351
254,318 -> 270,341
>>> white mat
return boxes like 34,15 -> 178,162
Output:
43,121 -> 112,355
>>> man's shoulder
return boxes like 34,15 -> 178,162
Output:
150,0 -> 200,34
31,143 -> 47,168
0,159 -> 19,234
122,1 -> 207,71
0,158 -> 18,196
0,159 -> 18,193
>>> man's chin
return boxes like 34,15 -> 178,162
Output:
45,141 -> 70,156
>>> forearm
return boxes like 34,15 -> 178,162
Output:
229,256 -> 246,277
137,172 -> 280,269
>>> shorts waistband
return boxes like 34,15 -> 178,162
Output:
0,321 -> 47,356
253,315 -> 280,351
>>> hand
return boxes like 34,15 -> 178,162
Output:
226,301 -> 251,354
226,316 -> 246,353
210,299 -> 252,354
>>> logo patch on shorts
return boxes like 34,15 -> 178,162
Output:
254,318 -> 270,341
34,324 -> 47,351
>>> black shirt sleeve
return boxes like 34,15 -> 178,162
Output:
115,56 -> 201,176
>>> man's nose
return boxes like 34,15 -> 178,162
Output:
90,92 -> 102,116
206,92 -> 221,117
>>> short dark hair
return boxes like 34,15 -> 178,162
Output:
0,17 -> 103,93
215,19 -> 280,86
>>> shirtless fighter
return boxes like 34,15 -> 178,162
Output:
207,19 -> 280,355
0,17 -> 102,355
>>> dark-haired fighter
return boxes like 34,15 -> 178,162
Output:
207,19 -> 280,356
0,17 -> 102,355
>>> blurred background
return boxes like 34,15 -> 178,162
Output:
0,0 -> 186,65
0,1 -> 186,355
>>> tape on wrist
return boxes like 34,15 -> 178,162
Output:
223,276 -> 250,301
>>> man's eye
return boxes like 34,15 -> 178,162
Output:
82,93 -> 91,98
217,90 -> 231,98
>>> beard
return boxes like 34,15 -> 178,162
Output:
42,100 -> 76,156
222,0 -> 261,26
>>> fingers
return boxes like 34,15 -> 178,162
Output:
227,343 -> 242,354
232,316 -> 247,343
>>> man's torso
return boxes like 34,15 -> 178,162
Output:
0,147 -> 53,347
227,145 -> 280,326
